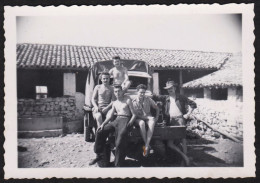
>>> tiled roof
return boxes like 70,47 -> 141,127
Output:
17,43 -> 232,70
183,54 -> 242,88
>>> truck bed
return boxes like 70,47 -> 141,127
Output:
128,126 -> 186,141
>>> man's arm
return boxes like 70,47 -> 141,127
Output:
91,85 -> 99,112
150,98 -> 160,122
123,67 -> 129,83
109,68 -> 113,77
127,98 -> 137,127
99,103 -> 115,130
183,96 -> 197,119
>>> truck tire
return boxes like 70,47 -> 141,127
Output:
152,140 -> 166,157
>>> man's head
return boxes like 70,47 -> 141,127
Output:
164,80 -> 178,95
136,84 -> 147,99
113,84 -> 124,99
112,56 -> 121,67
100,72 -> 110,85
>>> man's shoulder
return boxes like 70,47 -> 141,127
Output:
124,96 -> 132,102
132,96 -> 138,102
109,67 -> 115,71
106,85 -> 114,90
94,85 -> 101,89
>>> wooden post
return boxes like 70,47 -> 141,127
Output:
152,72 -> 159,95
179,70 -> 184,94
63,73 -> 76,96
203,88 -> 211,99
228,87 -> 237,102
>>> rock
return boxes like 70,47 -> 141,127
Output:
39,161 -> 50,167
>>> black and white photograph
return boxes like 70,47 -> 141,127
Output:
4,5 -> 255,178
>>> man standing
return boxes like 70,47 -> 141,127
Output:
89,85 -> 136,167
163,80 -> 197,166
91,72 -> 115,128
109,56 -> 131,91
132,84 -> 159,157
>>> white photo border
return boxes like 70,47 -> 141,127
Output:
4,4 -> 255,179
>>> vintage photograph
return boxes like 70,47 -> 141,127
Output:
4,5 -> 255,178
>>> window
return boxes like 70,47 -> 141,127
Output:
211,88 -> 228,100
128,76 -> 148,89
36,86 -> 48,99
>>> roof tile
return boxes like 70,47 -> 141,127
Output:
183,54 -> 242,88
17,43 -> 232,70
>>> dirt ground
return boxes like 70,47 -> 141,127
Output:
18,133 -> 243,168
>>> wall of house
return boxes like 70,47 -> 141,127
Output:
154,69 -> 215,95
17,69 -> 88,98
184,88 -> 204,98
17,96 -> 83,121
17,69 -> 64,99
228,87 -> 243,102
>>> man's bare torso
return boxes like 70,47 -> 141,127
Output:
113,97 -> 131,116
110,67 -> 127,84
97,85 -> 113,107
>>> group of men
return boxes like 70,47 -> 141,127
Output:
89,56 -> 197,167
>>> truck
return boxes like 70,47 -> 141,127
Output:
84,59 -> 186,167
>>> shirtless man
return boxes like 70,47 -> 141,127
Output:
91,72 -> 115,127
89,85 -> 136,167
109,56 -> 131,91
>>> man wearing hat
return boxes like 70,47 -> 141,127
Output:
163,80 -> 197,166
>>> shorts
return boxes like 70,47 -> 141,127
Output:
93,105 -> 109,120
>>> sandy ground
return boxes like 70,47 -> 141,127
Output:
18,133 -> 243,168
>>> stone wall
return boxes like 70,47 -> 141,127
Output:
18,96 -> 83,121
187,99 -> 243,140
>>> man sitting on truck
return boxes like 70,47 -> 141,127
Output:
163,80 -> 197,166
89,85 -> 136,167
132,84 -> 159,157
91,72 -> 115,128
109,56 -> 131,92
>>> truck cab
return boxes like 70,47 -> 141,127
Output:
84,59 -> 153,141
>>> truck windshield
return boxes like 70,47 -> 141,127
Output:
129,76 -> 148,89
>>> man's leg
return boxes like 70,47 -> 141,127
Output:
167,140 -> 190,166
145,116 -> 156,150
135,119 -> 147,145
176,117 -> 187,154
89,122 -> 114,165
93,112 -> 103,128
114,117 -> 129,167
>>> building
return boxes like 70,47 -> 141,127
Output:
16,43 -> 238,131
17,43 -> 232,98
183,54 -> 242,102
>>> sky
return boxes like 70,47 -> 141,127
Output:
17,13 -> 242,53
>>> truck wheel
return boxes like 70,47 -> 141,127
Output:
97,143 -> 111,167
84,127 -> 92,142
152,140 -> 166,157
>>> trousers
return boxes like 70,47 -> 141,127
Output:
94,116 -> 130,167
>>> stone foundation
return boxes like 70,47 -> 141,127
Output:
18,96 -> 83,121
